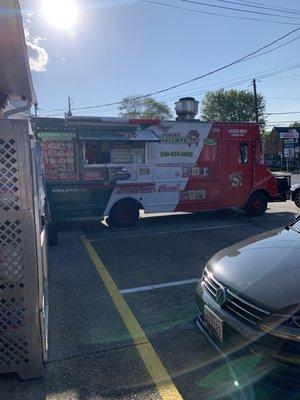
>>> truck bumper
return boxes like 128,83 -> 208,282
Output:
270,174 -> 291,202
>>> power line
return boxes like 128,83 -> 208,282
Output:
267,111 -> 300,115
153,62 -> 300,101
239,35 -> 300,61
42,62 -> 300,117
178,0 -> 300,20
237,0 -> 300,15
266,120 -> 300,124
155,64 -> 300,103
263,71 -> 300,81
45,80 -> 252,116
216,0 -> 300,16
253,63 -> 300,79
141,0 -> 299,26
266,97 -> 300,100
81,62 -> 296,107
40,27 -> 300,114
43,67 -> 300,117
42,73 -> 299,118
127,62 -> 300,104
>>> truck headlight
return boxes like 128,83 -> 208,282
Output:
259,305 -> 300,342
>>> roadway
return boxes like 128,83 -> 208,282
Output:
0,199 -> 299,400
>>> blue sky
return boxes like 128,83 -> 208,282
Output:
23,0 -> 300,127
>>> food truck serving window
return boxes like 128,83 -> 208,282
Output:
84,141 -> 146,166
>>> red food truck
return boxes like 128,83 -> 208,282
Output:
32,98 -> 290,239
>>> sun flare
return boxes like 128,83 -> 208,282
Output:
42,0 -> 78,31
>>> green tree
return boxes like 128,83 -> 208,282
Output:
119,95 -> 172,119
201,89 -> 266,125
260,127 -> 270,140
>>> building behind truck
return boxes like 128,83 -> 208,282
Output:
32,97 -> 290,237
264,126 -> 300,171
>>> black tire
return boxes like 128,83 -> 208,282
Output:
108,200 -> 139,228
47,222 -> 58,246
244,192 -> 267,217
294,190 -> 300,208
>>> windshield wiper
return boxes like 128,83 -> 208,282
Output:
285,214 -> 300,232
285,225 -> 300,234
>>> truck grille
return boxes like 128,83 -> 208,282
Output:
202,268 -> 270,327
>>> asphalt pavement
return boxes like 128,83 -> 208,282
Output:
0,199 -> 299,400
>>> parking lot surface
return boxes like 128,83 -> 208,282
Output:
0,199 -> 299,400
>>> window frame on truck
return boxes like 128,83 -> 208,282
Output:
239,143 -> 249,164
77,126 -> 159,170
83,140 -> 147,168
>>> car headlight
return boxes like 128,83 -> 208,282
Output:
259,305 -> 300,342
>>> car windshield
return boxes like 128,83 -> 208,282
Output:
288,216 -> 300,233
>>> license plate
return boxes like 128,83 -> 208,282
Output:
204,305 -> 224,342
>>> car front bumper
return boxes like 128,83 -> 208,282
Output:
195,283 -> 300,366
290,187 -> 295,199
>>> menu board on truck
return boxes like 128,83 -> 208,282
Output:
41,141 -> 77,181
110,142 -> 145,164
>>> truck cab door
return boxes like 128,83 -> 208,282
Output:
221,140 -> 253,208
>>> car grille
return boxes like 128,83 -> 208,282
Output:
202,268 -> 270,327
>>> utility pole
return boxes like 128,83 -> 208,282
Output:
252,79 -> 259,123
34,102 -> 38,116
67,96 -> 72,117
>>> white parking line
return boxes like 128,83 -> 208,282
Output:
89,222 -> 250,242
119,278 -> 199,294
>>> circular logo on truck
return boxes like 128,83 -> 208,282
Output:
186,130 -> 200,147
230,172 -> 242,187
215,285 -> 228,305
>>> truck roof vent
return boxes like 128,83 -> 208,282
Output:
175,97 -> 199,121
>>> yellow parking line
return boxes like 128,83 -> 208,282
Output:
81,235 -> 183,400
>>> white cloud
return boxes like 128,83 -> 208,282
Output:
24,27 -> 49,72
27,40 -> 49,72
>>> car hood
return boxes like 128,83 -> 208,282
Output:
291,183 -> 300,191
207,227 -> 300,312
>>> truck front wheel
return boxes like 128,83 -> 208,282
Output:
108,200 -> 140,228
244,192 -> 267,217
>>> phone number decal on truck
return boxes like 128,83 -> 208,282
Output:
160,151 -> 193,157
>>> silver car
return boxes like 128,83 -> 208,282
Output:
195,216 -> 300,364
291,183 -> 300,208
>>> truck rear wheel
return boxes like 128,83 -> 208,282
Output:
108,200 -> 140,228
294,190 -> 300,208
244,192 -> 267,217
